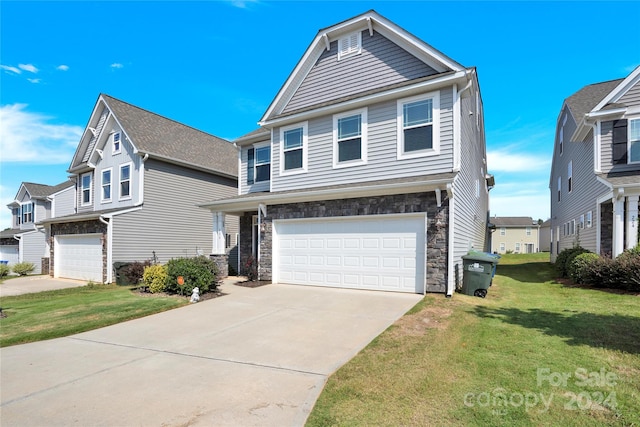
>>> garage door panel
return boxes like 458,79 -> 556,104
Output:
275,215 -> 425,293
55,235 -> 102,282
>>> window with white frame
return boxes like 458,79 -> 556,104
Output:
14,208 -> 21,226
112,132 -> 121,155
499,243 -> 505,252
280,123 -> 307,174
101,169 -> 112,202
571,219 -> 576,235
397,92 -> 439,159
630,118 -> 640,163
81,173 -> 92,206
119,163 -> 131,199
338,31 -> 361,60
568,161 -> 573,193
500,227 -> 506,236
247,144 -> 271,184
559,114 -> 567,155
526,226 -> 531,236
557,176 -> 561,202
21,202 -> 34,223
579,214 -> 585,229
587,210 -> 593,228
334,108 -> 366,167
515,242 -> 521,252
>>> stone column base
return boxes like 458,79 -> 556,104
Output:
210,254 -> 229,278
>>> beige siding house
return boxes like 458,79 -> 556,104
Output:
491,217 -> 541,254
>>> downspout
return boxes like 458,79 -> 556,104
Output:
99,215 -> 112,284
257,207 -> 261,281
446,182 -> 455,298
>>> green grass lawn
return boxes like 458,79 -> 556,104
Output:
0,284 -> 188,347
307,253 -> 640,426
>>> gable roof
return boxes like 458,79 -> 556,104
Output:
260,10 -> 468,125
565,79 -> 624,123
492,217 -> 537,227
11,180 -> 74,203
69,94 -> 237,178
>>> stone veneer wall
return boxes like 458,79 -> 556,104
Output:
239,192 -> 449,293
209,254 -> 229,278
50,220 -> 108,282
600,203 -> 613,256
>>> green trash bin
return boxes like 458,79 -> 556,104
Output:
113,262 -> 131,285
461,252 -> 499,298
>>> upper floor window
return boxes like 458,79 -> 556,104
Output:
21,202 -> 34,224
559,115 -> 566,155
526,226 -> 531,236
81,173 -> 92,206
338,31 -> 361,60
14,208 -> 21,226
112,132 -> 122,155
568,161 -> 573,193
101,169 -> 112,202
397,92 -> 440,159
247,144 -> 271,184
500,227 -> 506,236
280,123 -> 307,174
557,176 -> 561,202
120,163 -> 131,200
630,118 -> 640,163
334,108 -> 367,167
612,118 -> 640,164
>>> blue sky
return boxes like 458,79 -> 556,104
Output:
1,0 -> 639,229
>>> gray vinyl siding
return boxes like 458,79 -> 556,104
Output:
600,80 -> 640,174
283,31 -> 438,115
34,201 -> 47,226
240,144 -> 271,195
19,229 -> 46,274
618,79 -> 640,106
111,159 -> 239,268
76,172 -> 95,214
271,87 -> 454,192
52,186 -> 76,218
452,87 -> 488,285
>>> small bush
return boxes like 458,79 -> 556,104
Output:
143,264 -> 169,293
120,260 -> 151,285
569,252 -> 600,284
614,250 -> 640,291
0,263 -> 10,278
555,246 -> 589,278
12,262 -> 35,276
166,256 -> 219,295
243,256 -> 258,281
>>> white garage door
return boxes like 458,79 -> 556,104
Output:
274,214 -> 425,293
0,245 -> 19,265
55,234 -> 103,282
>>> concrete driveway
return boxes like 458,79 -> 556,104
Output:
0,275 -> 87,297
0,280 -> 421,426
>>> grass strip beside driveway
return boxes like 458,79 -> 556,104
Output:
307,253 -> 640,426
0,284 -> 188,347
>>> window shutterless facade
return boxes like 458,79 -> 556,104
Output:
630,118 -> 640,163
21,202 -> 34,223
119,163 -> 131,199
280,122 -> 307,175
568,161 -> 573,193
81,173 -> 92,206
397,92 -> 440,159
101,168 -> 112,202
113,132 -> 121,155
247,144 -> 271,184
333,108 -> 367,167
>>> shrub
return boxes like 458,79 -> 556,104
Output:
555,246 -> 589,278
12,262 -> 35,276
614,250 -> 640,291
243,256 -> 258,281
569,252 -> 600,284
166,256 -> 219,295
143,264 -> 169,293
120,260 -> 151,285
0,263 -> 10,278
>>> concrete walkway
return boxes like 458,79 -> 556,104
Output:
0,275 -> 87,297
0,279 -> 421,426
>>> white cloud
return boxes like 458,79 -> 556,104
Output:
487,149 -> 550,173
1,64 -> 21,74
227,0 -> 260,9
18,63 -> 38,73
0,183 -> 15,231
0,104 -> 82,164
110,63 -> 124,69
27,78 -> 42,84
57,65 -> 69,71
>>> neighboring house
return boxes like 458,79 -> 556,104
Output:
539,219 -> 551,252
200,11 -> 492,296
1,181 -> 75,273
490,216 -> 540,254
39,94 -> 238,283
549,66 -> 640,262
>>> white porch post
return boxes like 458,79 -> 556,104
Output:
627,195 -> 639,250
612,198 -> 625,257
212,212 -> 226,255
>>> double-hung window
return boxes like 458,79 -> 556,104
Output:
120,163 -> 131,199
397,92 -> 439,159
612,118 -> 640,164
247,144 -> 271,184
334,108 -> 366,167
21,203 -> 34,224
568,161 -> 573,193
557,176 -> 561,202
81,173 -> 92,206
526,226 -> 531,236
630,118 -> 640,163
280,123 -> 307,174
113,132 -> 121,155
101,169 -> 112,202
586,211 -> 593,228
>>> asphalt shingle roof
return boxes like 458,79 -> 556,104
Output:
21,180 -> 74,199
565,79 -> 624,120
491,216 -> 537,227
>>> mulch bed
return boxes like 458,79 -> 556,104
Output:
234,280 -> 271,288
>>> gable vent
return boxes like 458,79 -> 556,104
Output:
338,31 -> 362,60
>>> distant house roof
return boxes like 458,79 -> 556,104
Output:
70,94 -> 238,178
565,79 -> 623,121
492,217 -> 537,227
8,180 -> 75,206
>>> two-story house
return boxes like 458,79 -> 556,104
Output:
1,181 -> 74,273
550,65 -> 640,261
39,94 -> 239,283
200,11 -> 492,296
490,216 -> 540,254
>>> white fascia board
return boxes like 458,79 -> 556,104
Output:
585,107 -> 627,119
592,65 -> 640,112
260,70 -> 468,128
199,177 -> 454,213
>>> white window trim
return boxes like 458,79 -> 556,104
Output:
337,31 -> 362,60
500,227 -> 506,236
112,131 -> 122,155
499,243 -> 505,252
559,114 -> 567,155
557,176 -> 562,202
568,160 -> 573,193
119,162 -> 133,201
397,91 -> 440,160
20,202 -> 34,224
279,122 -> 308,176
333,107 -> 367,169
629,116 -> 640,164
253,142 -> 271,183
81,172 -> 92,206
526,226 -> 531,236
587,210 -> 593,228
579,214 -> 585,229
101,168 -> 112,203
